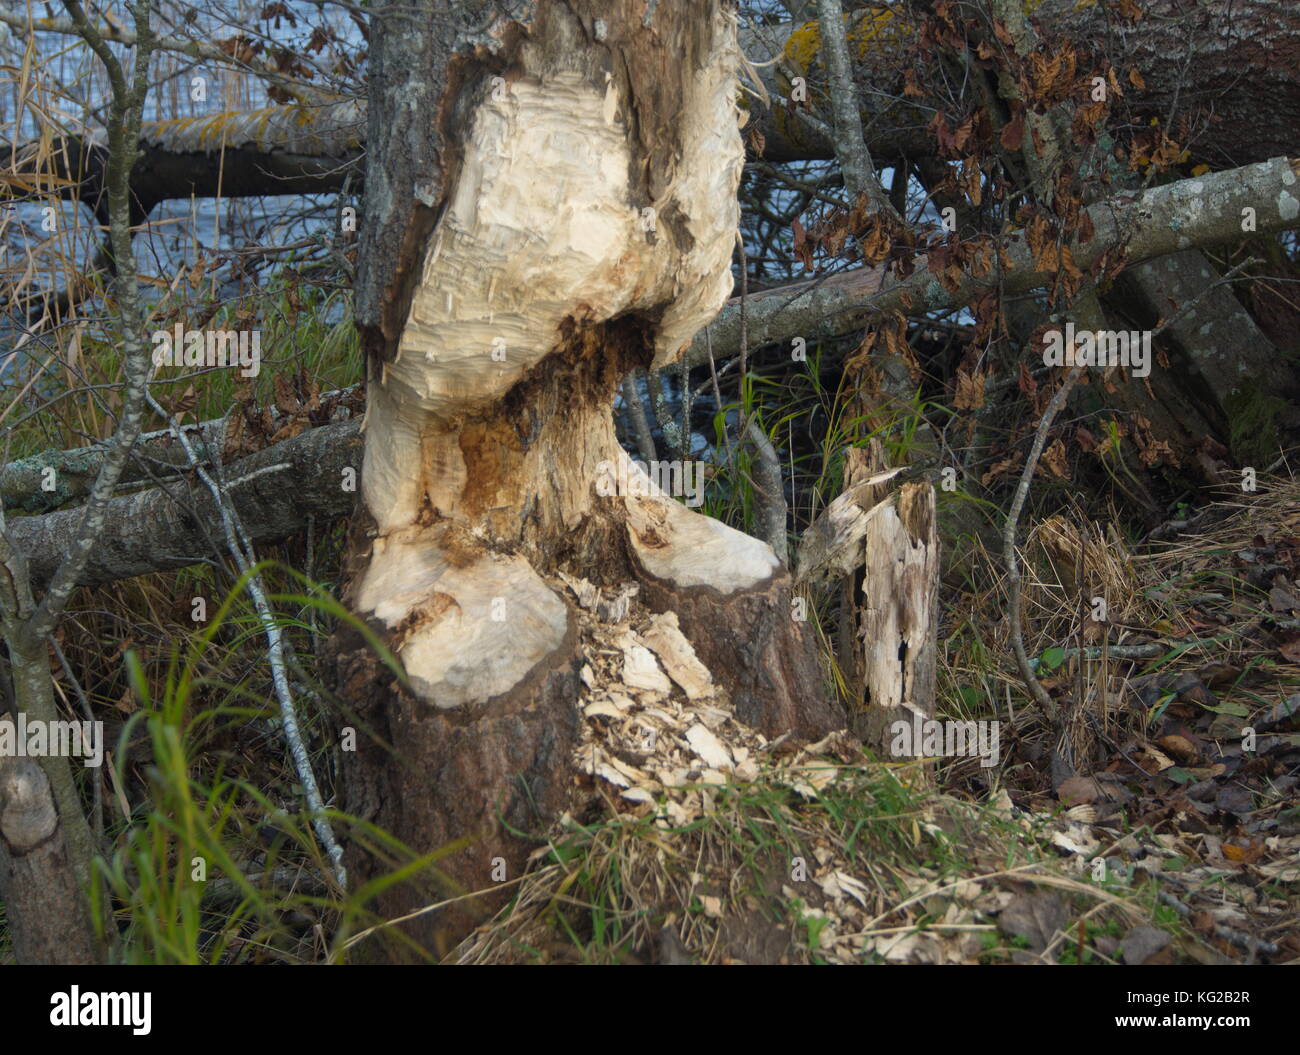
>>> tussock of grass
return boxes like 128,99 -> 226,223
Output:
451,757 -> 1179,964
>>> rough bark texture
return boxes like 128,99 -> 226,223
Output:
331,569 -> 582,957
8,420 -> 362,589
0,755 -> 101,965
353,0 -> 458,364
1106,249 -> 1300,469
0,631 -> 105,964
10,3 -> 1295,212
635,573 -> 838,741
330,0 -> 840,960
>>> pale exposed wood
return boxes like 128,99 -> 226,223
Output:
794,461 -> 908,583
623,453 -> 781,592
640,611 -> 714,701
355,524 -> 571,709
859,482 -> 939,751
797,439 -> 940,740
363,14 -> 744,529
620,637 -> 674,695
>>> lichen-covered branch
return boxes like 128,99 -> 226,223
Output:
8,421 -> 361,589
684,156 -> 1300,371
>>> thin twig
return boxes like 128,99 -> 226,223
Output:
1003,363 -> 1086,721
144,393 -> 346,890
743,419 -> 789,564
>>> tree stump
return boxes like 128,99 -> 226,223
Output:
328,0 -> 841,959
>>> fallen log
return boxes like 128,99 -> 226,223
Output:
681,156 -> 1300,373
6,421 -> 361,588
6,3 -> 1295,210
7,158 -> 1297,584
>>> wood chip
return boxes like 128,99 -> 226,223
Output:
685,723 -> 732,770
558,570 -> 601,610
595,763 -> 630,788
622,644 -> 672,693
621,787 -> 656,804
640,611 -> 714,700
584,698 -> 625,720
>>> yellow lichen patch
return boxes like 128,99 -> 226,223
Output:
146,115 -> 198,136
253,105 -> 278,141
781,8 -> 901,81
783,21 -> 821,75
197,111 -> 238,147
847,6 -> 899,56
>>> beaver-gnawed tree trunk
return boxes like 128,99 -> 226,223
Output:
327,0 -> 840,959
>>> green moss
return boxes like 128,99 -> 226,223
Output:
1225,380 -> 1288,468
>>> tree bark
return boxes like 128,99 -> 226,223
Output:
8,420 -> 362,588
8,2 -> 1296,213
327,0 -> 840,959
0,756 -> 101,965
